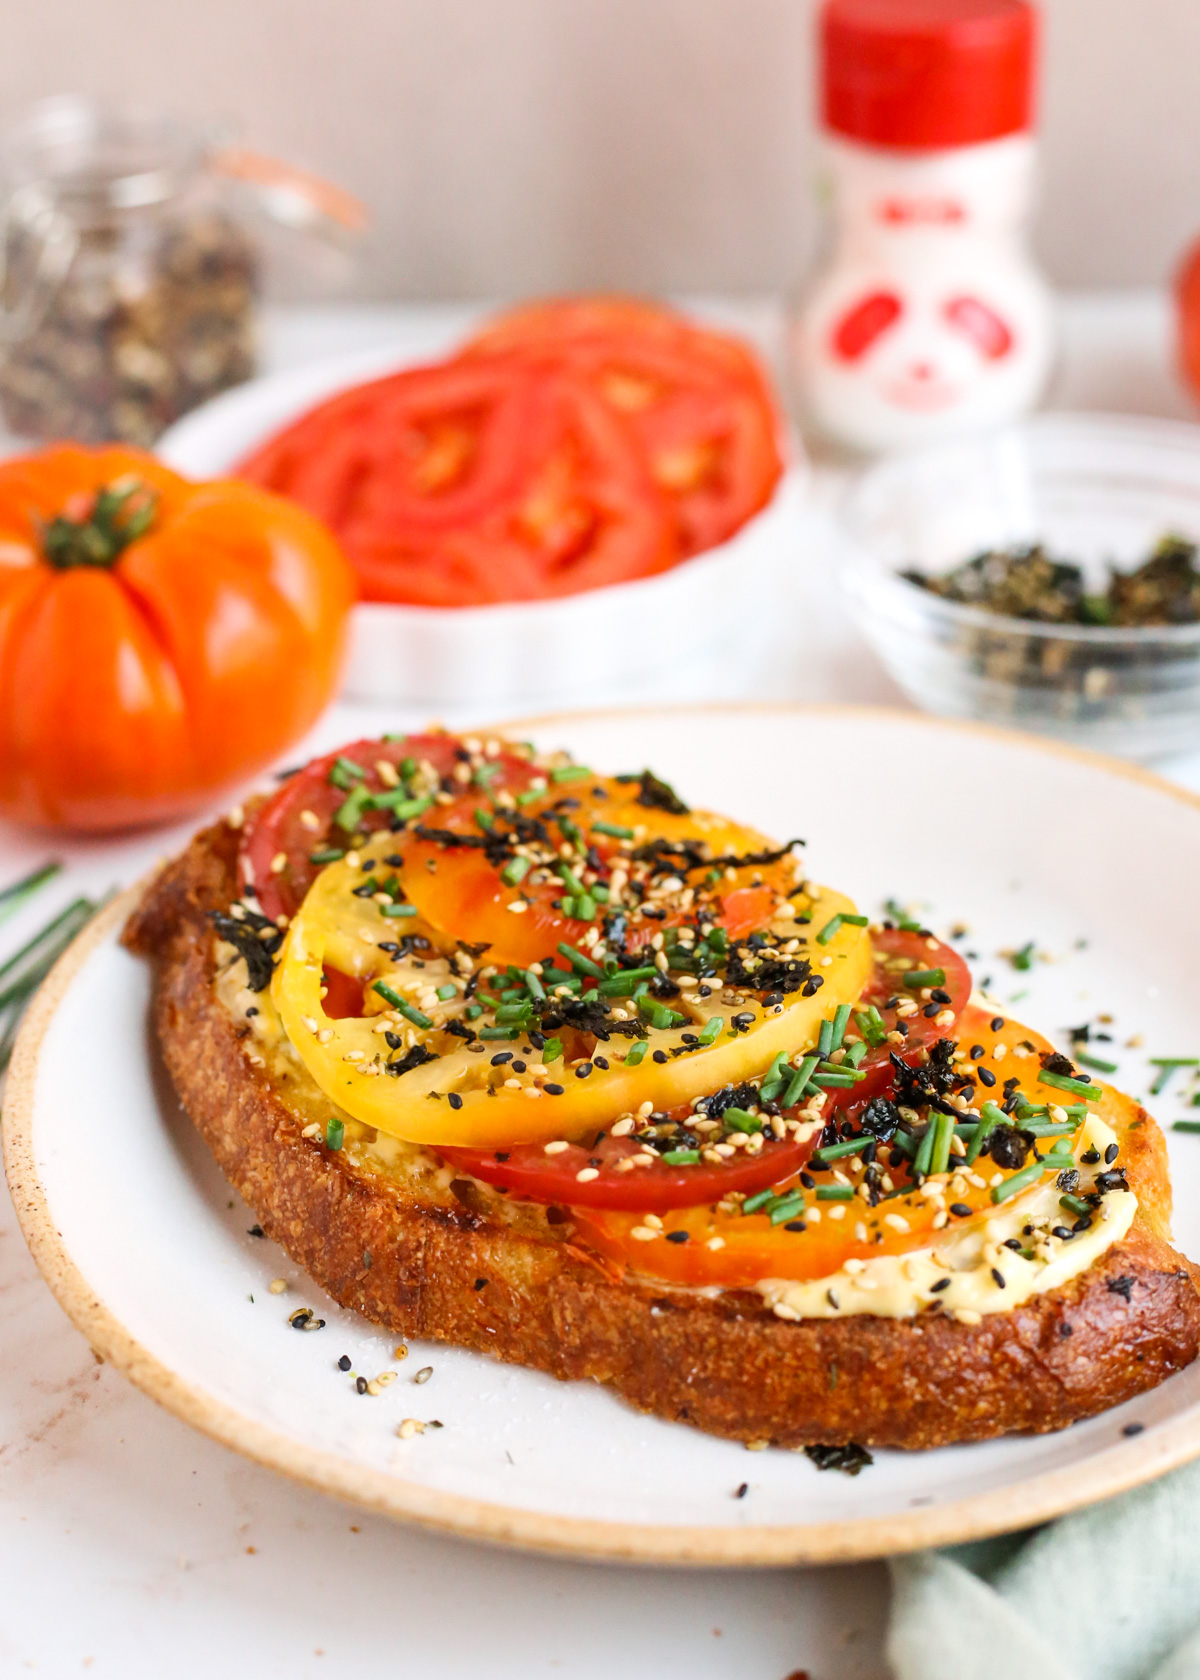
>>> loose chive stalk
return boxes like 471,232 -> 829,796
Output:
325,1118 -> 345,1151
844,1040 -> 868,1068
758,1052 -> 791,1103
573,894 -> 597,921
591,820 -> 634,840
697,1016 -> 724,1048
372,792 -> 434,822
890,1128 -> 919,1159
380,903 -> 418,918
813,1071 -> 857,1089
1149,1057 -> 1200,1096
1039,1069 -> 1102,1100
903,968 -> 946,990
816,915 -> 844,946
1059,1193 -> 1092,1217
990,1158 -> 1050,1204
625,1040 -> 648,1066
523,969 -> 546,1001
0,861 -> 61,927
435,984 -> 457,1001
1172,1120 -> 1200,1133
1010,941 -> 1036,971
328,755 -> 366,789
815,1184 -> 855,1202
501,856 -> 530,887
372,981 -> 431,1030
555,861 -> 586,895
1075,1050 -> 1118,1074
829,1003 -> 853,1050
928,1110 -> 955,1177
541,1036 -> 563,1062
1021,1121 -> 1076,1138
817,1017 -> 835,1057
308,847 -> 345,864
474,808 -> 495,831
812,1136 -> 871,1163
721,1108 -> 762,1134
556,941 -> 605,979
333,783 -> 373,832
782,1054 -> 819,1107
515,788 -> 542,807
741,1189 -> 775,1215
478,1026 -> 519,1041
550,764 -> 591,783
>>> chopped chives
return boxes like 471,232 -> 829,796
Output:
328,755 -> 366,789
555,861 -> 586,895
380,903 -> 418,918
830,1003 -> 852,1049
325,1118 -> 344,1151
855,1005 -> 887,1047
783,1055 -> 819,1107
638,996 -> 686,1031
550,764 -> 592,783
333,784 -> 373,831
478,1026 -> 519,1041
965,1101 -> 1006,1166
721,1108 -> 762,1134
1039,1069 -> 1102,1100
812,1136 -> 870,1163
741,1189 -> 775,1215
1021,1121 -> 1075,1138
813,1071 -> 857,1088
1149,1056 -> 1200,1066
0,861 -> 61,926
991,1158 -> 1049,1204
556,941 -> 605,979
372,981 -> 431,1030
515,788 -> 543,807
598,966 -> 658,996
1075,1050 -> 1118,1074
500,855 -> 530,886
573,894 -> 597,922
844,1040 -> 868,1068
592,820 -> 634,840
884,899 -> 922,932
523,969 -> 546,1000
912,1120 -> 937,1179
474,807 -> 495,831
541,1037 -> 564,1062
436,984 -> 457,1001
817,1017 -> 834,1057
625,1041 -> 648,1066
465,1003 -> 483,1020
472,762 -> 501,789
1010,941 -> 1036,971
1059,1194 -> 1092,1217
308,847 -> 345,864
902,968 -> 945,990
768,1195 -> 805,1225
815,1185 -> 854,1202
1172,1120 -> 1200,1133
373,793 -> 433,822
662,1148 -> 701,1166
816,915 -> 844,946
928,1110 -> 955,1177
697,1016 -> 724,1047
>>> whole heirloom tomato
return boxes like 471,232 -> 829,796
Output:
0,446 -> 354,831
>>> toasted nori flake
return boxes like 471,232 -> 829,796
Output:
629,769 -> 690,815
385,1043 -> 439,1078
889,1038 -> 959,1114
804,1442 -> 873,1476
210,910 -> 282,992
1107,1275 -> 1135,1301
859,1096 -> 901,1142
535,993 -> 646,1041
987,1124 -> 1032,1170
456,938 -> 492,958
444,1019 -> 475,1040
698,1081 -> 759,1120
1040,1049 -> 1077,1078
723,949 -> 813,996
1095,1169 -> 1128,1195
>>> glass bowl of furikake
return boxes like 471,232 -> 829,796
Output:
839,413 -> 1200,761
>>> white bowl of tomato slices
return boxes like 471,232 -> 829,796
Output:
159,298 -> 800,705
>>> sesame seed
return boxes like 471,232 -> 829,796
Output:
544,1139 -> 570,1154
269,1278 -> 287,1295
269,851 -> 288,875
630,1225 -> 659,1241
397,1419 -> 425,1439
576,1167 -> 600,1182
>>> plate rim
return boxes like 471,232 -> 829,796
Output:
7,701 -> 1200,1566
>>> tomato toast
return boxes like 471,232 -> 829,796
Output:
125,731 -> 1200,1449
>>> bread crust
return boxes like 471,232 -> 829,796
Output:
122,820 -> 1200,1451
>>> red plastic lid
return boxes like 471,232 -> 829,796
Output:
821,0 -> 1037,149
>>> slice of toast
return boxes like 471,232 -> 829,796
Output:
123,817 -> 1200,1451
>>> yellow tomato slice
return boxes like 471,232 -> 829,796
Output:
271,846 -> 872,1148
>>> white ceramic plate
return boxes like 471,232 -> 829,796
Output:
158,340 -> 804,709
8,705 -> 1200,1564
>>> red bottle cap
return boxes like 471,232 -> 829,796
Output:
821,0 -> 1037,150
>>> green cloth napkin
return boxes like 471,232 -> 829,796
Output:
888,1459 -> 1200,1680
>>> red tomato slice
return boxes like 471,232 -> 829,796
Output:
240,732 -> 539,921
440,1123 -> 819,1212
464,298 -> 786,556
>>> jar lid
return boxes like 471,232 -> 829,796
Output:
820,0 -> 1037,149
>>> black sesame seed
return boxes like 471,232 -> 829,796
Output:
494,1151 -> 510,1162
1052,1225 -> 1075,1240
734,1482 -> 749,1498
1123,1422 -> 1145,1437
1059,1321 -> 1073,1338
544,1083 -> 565,1095
490,1052 -> 513,1066
575,1062 -> 593,1079
949,1203 -> 973,1218
652,1050 -> 668,1063
665,1230 -> 689,1244
977,1066 -> 997,1088
991,1016 -> 1006,1031
356,1376 -> 368,1394
247,1225 -> 265,1238
447,1092 -> 463,1110
1003,1237 -> 1024,1251
991,1267 -> 1007,1289
930,1277 -> 951,1293
1104,1143 -> 1119,1165
784,1221 -> 806,1233
969,1045 -> 986,1060
594,1056 -> 609,1070
511,1060 -> 527,1073
800,1171 -> 816,1190
474,1277 -> 488,1290
338,1355 -> 352,1372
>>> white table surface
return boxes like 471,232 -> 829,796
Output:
2,290 -> 1198,1680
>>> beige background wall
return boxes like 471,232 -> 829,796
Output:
0,0 -> 1194,298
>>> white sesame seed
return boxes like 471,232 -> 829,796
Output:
630,1225 -> 659,1242
269,851 -> 288,875
544,1140 -> 570,1155
883,1212 -> 910,1232
397,1418 -> 425,1439
269,1278 -> 287,1294
506,900 -> 528,914
576,1167 -> 599,1182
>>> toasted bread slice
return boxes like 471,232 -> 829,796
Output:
123,818 -> 1200,1451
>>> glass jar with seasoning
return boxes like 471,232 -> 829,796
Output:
0,97 -> 365,446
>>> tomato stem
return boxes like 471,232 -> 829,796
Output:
42,477 -> 159,569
